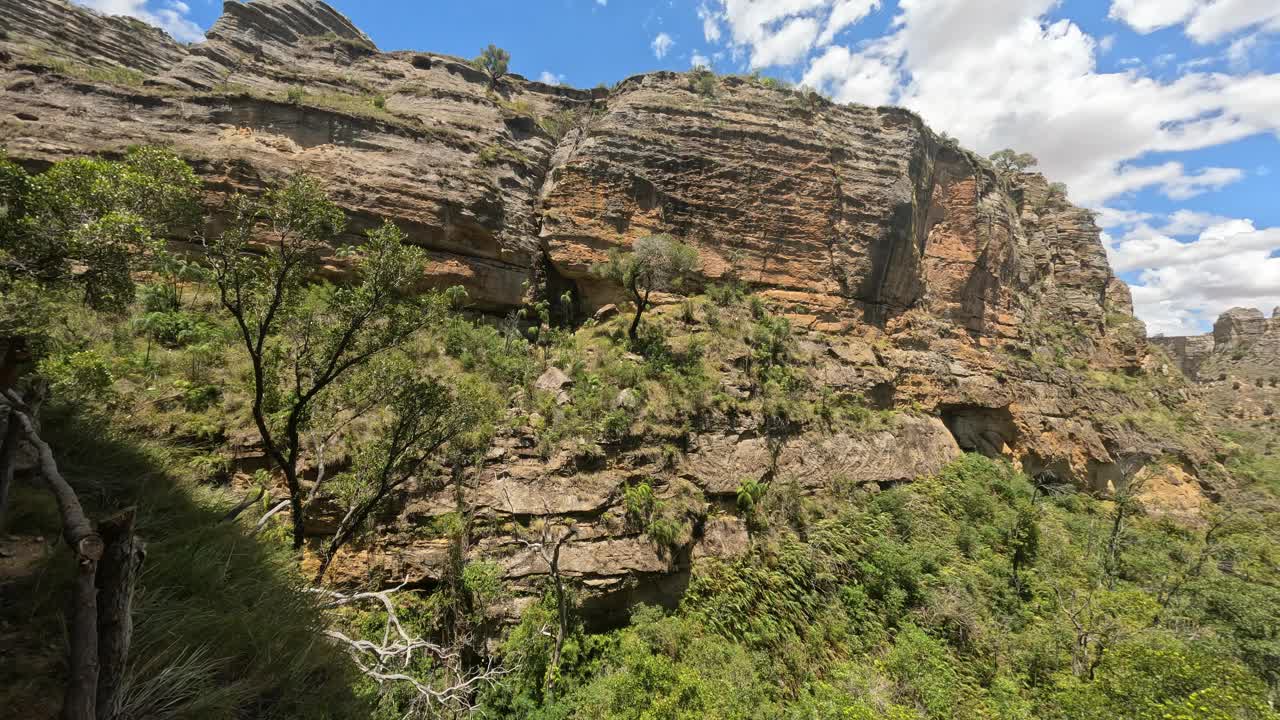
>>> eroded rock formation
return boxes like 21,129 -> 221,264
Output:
1,0 -> 1227,619
1155,307 -> 1280,421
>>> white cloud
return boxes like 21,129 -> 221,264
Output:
1110,0 -> 1280,42
1160,165 -> 1244,199
801,42 -> 899,104
652,32 -> 675,59
1094,207 -> 1153,228
749,16 -> 821,66
698,3 -> 723,42
691,51 -> 712,68
597,0 -> 607,5
1159,208 -> 1232,235
1106,218 -> 1280,335
1108,0 -> 1199,33
818,0 -> 880,45
538,71 -> 566,86
75,0 -> 205,43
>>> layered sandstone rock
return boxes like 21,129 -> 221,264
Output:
1155,307 -> 1280,422
1,0 -> 1226,615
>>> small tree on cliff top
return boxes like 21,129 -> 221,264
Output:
989,148 -> 1038,174
594,234 -> 699,343
208,174 -> 444,549
475,44 -> 510,87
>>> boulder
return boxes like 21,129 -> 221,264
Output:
534,366 -> 573,393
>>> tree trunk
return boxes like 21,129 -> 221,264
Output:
68,540 -> 102,720
96,508 -> 144,720
626,283 -> 649,343
0,407 -> 18,531
287,471 -> 306,550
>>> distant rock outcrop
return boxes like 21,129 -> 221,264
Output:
1154,307 -> 1280,421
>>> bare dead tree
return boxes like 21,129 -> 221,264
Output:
310,582 -> 512,716
502,489 -> 577,697
1103,461 -> 1149,588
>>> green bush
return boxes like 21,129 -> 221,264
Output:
623,482 -> 656,529
736,477 -> 767,513
38,349 -> 114,404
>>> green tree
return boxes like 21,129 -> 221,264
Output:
594,234 -> 699,343
313,370 -> 496,582
1,146 -> 199,312
208,174 -> 440,549
989,148 -> 1039,174
475,44 -> 510,87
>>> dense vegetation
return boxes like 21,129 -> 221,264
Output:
2,149 -> 1277,719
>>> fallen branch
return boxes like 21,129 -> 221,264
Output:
220,487 -> 265,523
253,499 -> 290,534
310,583 -> 511,714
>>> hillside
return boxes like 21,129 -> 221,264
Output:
1,1 -> 1277,718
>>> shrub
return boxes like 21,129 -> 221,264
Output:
688,68 -> 717,98
38,349 -> 115,404
286,85 -> 305,104
736,478 -> 767,513
538,109 -> 579,140
474,44 -> 510,85
646,517 -> 682,549
623,482 -> 657,529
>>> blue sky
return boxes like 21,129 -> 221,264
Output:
81,0 -> 1280,335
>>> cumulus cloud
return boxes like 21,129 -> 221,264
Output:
818,0 -> 880,45
538,71 -> 566,86
698,3 -> 723,42
651,32 -> 675,59
692,51 -> 713,68
1111,0 -> 1280,42
75,0 -> 205,43
1106,218 -> 1280,335
801,41 -> 900,104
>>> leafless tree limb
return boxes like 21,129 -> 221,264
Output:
252,499 -> 290,534
310,583 -> 511,715
501,489 -> 577,697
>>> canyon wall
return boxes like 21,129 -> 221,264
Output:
0,0 -> 1225,617
1154,308 -> 1280,421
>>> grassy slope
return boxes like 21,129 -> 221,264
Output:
4,279 -> 1279,719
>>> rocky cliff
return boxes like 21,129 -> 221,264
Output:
1154,308 -> 1280,421
0,0 -> 1227,619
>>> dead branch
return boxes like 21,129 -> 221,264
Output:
310,583 -> 511,714
501,489 -> 577,697
0,406 -> 19,531
252,499 -> 290,534
95,508 -> 145,720
220,487 -> 265,523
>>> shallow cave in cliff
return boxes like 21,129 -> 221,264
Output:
939,404 -> 1018,458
